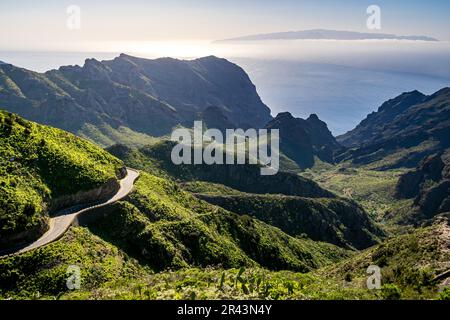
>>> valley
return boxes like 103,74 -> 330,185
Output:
0,54 -> 449,301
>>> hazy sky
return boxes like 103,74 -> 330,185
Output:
1,0 -> 450,51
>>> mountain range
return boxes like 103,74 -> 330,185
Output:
0,54 -> 272,144
1,54 -> 450,300
215,29 -> 439,43
336,88 -> 450,169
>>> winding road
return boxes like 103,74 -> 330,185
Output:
0,168 -> 139,258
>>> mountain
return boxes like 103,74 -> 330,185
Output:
198,105 -> 235,132
395,150 -> 450,223
108,141 -> 335,198
106,142 -> 384,250
0,54 -> 272,145
265,112 -> 341,169
195,193 -> 384,250
215,29 -> 438,43
337,90 -> 428,147
0,112 -> 354,297
336,88 -> 450,169
0,111 -> 124,249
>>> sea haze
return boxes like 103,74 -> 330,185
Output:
1,40 -> 449,135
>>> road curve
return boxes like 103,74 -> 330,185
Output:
0,168 -> 139,258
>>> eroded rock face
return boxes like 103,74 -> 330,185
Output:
48,178 -> 120,213
0,218 -> 48,251
0,178 -> 121,251
395,170 -> 425,199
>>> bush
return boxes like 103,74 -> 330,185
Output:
380,284 -> 402,300
438,287 -> 450,300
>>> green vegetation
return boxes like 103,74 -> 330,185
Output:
78,123 -> 161,148
439,288 -> 450,300
109,141 -> 334,198
195,193 -> 384,249
315,219 -> 450,299
0,110 -> 123,246
1,108 -> 448,301
61,266 -> 377,300
361,140 -> 440,171
1,221 -> 446,300
88,173 -> 350,272
181,181 -> 246,196
0,226 -> 365,300
302,164 -> 409,223
0,227 -> 149,299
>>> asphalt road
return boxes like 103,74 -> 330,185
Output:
0,168 -> 139,258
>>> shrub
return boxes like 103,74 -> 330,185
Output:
380,284 -> 402,300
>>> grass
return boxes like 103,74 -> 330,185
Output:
61,266 -> 378,300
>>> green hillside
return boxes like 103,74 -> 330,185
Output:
315,215 -> 450,299
0,110 -> 123,248
0,172 -> 351,299
87,173 -> 350,272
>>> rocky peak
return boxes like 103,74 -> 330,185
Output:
266,112 -> 339,168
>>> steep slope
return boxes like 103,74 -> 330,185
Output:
337,90 -> 427,147
0,227 -> 149,298
107,143 -> 384,250
0,55 -> 272,145
198,106 -> 236,132
336,88 -> 450,169
395,150 -> 450,223
316,215 -> 450,299
108,141 -> 334,198
82,173 -> 350,272
0,110 -> 124,249
265,112 -> 341,169
195,193 -> 384,250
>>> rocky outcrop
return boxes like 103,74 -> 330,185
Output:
0,218 -> 48,251
48,178 -> 120,213
337,90 -> 427,147
198,106 -> 235,132
265,112 -> 341,169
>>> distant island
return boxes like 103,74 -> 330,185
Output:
214,29 -> 439,43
